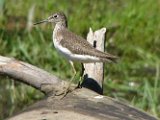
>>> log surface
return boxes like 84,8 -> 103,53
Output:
8,89 -> 157,120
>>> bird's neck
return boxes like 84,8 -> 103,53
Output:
53,21 -> 67,36
54,21 -> 67,30
53,21 -> 67,42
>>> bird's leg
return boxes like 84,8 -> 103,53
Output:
69,60 -> 77,83
77,63 -> 85,88
62,61 -> 77,98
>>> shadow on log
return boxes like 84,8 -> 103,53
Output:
0,27 -> 158,120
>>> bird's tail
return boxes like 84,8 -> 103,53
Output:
98,52 -> 119,63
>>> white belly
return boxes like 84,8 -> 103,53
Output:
53,39 -> 101,63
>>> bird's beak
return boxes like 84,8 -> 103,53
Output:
33,19 -> 48,25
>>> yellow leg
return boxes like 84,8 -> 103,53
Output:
61,61 -> 77,98
69,61 -> 77,81
77,63 -> 85,88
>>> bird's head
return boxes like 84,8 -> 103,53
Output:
34,12 -> 67,25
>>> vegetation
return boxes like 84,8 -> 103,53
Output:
0,0 -> 159,119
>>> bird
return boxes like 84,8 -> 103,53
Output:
34,12 -> 118,89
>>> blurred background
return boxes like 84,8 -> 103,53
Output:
0,0 -> 160,119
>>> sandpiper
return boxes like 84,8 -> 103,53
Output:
34,12 -> 117,84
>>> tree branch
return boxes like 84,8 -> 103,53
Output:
0,56 -> 69,94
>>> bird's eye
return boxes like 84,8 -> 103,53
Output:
54,15 -> 58,18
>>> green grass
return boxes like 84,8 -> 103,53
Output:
0,0 -> 160,119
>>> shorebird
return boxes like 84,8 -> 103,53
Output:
34,12 -> 117,86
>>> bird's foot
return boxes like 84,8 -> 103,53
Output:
55,83 -> 77,99
76,75 -> 84,88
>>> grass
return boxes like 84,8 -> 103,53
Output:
0,0 -> 160,119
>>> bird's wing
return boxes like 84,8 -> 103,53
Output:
59,29 -> 118,62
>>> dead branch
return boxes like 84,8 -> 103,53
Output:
0,56 -> 70,94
